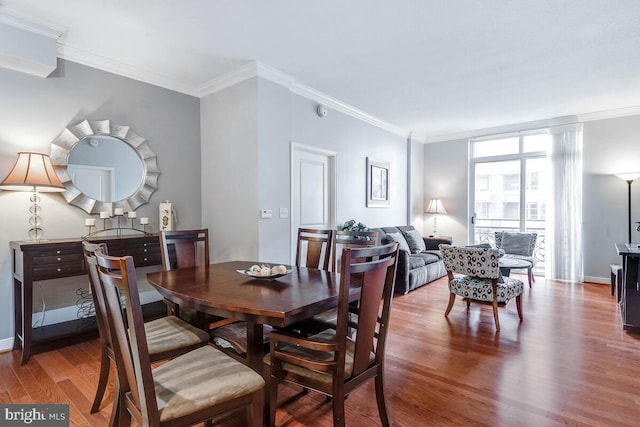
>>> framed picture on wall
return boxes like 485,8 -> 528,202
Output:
366,157 -> 390,207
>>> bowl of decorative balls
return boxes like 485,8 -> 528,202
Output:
237,263 -> 292,279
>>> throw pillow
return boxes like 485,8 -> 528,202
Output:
385,232 -> 411,253
402,229 -> 427,254
500,232 -> 532,256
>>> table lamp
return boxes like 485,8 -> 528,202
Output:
426,199 -> 447,236
0,152 -> 65,240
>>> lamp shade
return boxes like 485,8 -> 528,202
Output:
0,152 -> 65,192
426,199 -> 447,215
614,172 -> 640,183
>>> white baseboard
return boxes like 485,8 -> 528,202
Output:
0,337 -> 14,353
583,276 -> 609,285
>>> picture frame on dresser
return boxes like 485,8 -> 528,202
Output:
366,157 -> 390,207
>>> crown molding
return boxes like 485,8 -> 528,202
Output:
199,61 -> 411,139
0,6 -> 65,39
576,105 -> 640,122
422,115 -> 583,144
57,44 -> 200,97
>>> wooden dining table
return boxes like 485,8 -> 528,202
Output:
147,260 -> 347,372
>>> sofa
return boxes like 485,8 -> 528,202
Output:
369,225 -> 452,295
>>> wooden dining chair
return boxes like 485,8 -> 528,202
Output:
159,229 -> 264,359
264,242 -> 399,427
94,248 -> 265,427
295,228 -> 334,270
311,230 -> 380,331
82,241 -> 210,419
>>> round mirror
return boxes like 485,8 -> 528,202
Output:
50,120 -> 160,214
67,135 -> 144,202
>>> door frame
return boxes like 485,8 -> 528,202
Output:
290,141 -> 337,263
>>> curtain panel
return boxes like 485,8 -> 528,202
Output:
547,123 -> 584,282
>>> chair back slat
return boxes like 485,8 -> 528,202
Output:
295,228 -> 333,270
82,242 -> 112,349
95,249 -> 159,426
160,229 -> 209,270
338,243 -> 398,378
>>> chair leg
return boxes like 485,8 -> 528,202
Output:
444,293 -> 456,316
492,299 -> 500,332
374,372 -> 391,427
516,295 -> 523,321
332,393 -> 346,427
90,344 -> 110,413
248,389 -> 264,427
528,268 -> 534,287
269,376 -> 278,427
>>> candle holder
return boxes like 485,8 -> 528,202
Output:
85,224 -> 95,236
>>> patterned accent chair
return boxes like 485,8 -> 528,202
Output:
495,231 -> 537,287
439,244 -> 524,332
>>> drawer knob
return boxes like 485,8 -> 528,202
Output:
56,250 -> 61,254
57,268 -> 61,272
144,258 -> 148,261
57,257 -> 61,261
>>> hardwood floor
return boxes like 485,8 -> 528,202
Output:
2,275 -> 640,426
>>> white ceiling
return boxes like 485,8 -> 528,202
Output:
4,0 -> 640,142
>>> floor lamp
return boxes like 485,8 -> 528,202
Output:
615,172 -> 640,243
426,199 -> 447,237
0,152 -> 65,240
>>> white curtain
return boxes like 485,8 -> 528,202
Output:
547,123 -> 584,282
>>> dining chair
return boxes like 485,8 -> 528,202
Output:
264,242 -> 399,427
82,241 -> 210,419
494,231 -> 537,287
295,228 -> 334,270
440,244 -> 524,332
159,229 -> 264,359
94,248 -> 264,427
311,230 -> 380,332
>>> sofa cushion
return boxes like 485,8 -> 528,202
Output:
384,232 -> 411,253
408,255 -> 426,269
411,252 -> 441,265
402,229 -> 426,254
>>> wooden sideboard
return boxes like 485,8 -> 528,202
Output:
615,243 -> 640,331
10,234 -> 164,364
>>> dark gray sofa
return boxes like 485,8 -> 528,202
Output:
369,225 -> 451,295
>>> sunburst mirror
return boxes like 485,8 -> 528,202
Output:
50,119 -> 160,214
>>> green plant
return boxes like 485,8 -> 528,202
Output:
341,219 -> 369,232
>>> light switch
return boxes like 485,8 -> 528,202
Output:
260,209 -> 273,219
279,208 -> 289,218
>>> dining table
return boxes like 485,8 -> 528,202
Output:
146,260 -> 349,373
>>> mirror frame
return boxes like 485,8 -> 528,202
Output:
50,119 -> 160,214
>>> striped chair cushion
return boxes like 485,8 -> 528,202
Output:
144,315 -> 210,355
154,345 -> 264,422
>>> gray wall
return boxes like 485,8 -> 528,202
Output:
424,115 -> 640,282
0,60 -> 201,344
424,138 -> 469,245
201,76 -> 409,265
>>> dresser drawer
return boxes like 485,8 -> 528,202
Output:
33,252 -> 84,266
33,261 -> 85,280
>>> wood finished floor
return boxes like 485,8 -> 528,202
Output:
1,275 -> 640,426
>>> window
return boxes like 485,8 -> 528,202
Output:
470,132 -> 550,273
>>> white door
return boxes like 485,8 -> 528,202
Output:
290,142 -> 336,263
